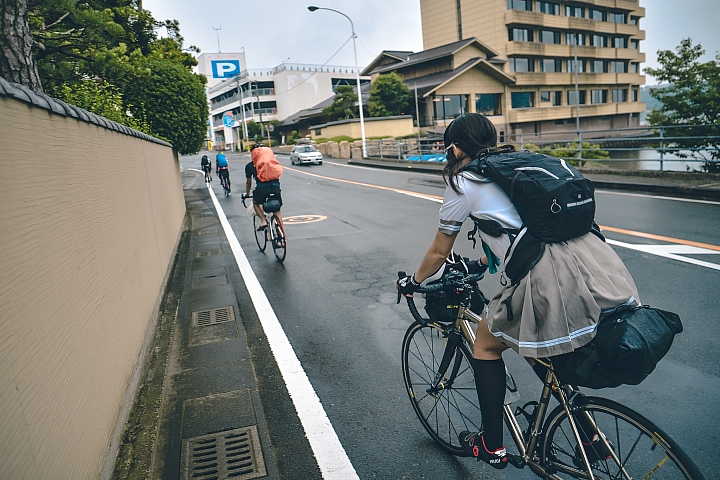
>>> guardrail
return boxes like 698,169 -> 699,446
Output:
365,124 -> 720,171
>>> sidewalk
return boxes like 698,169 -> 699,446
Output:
346,157 -> 720,201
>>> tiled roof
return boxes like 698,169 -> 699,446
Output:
0,76 -> 172,147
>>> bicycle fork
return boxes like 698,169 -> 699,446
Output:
428,331 -> 464,395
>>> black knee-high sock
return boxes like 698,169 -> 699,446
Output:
531,362 -> 595,442
473,358 -> 506,451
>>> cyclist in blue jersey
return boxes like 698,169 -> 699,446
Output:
216,152 -> 230,192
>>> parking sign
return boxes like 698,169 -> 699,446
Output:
211,60 -> 241,78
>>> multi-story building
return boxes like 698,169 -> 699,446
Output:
365,0 -> 646,139
198,53 -> 369,149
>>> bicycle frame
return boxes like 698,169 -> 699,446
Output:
420,285 -> 620,480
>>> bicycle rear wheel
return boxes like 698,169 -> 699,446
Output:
401,321 -> 481,456
270,214 -> 286,262
253,215 -> 267,252
542,395 -> 704,479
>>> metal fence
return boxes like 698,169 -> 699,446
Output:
364,124 -> 720,171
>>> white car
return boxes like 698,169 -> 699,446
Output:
290,144 -> 323,165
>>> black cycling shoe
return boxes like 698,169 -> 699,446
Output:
573,433 -> 614,468
458,431 -> 508,469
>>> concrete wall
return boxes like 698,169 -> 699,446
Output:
310,116 -> 416,140
0,81 -> 185,479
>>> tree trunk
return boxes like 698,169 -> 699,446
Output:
0,0 -> 43,91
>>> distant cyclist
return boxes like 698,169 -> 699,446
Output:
245,143 -> 283,232
201,155 -> 212,182
216,151 -> 230,192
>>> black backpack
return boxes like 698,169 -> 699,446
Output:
551,305 -> 684,389
461,147 -> 597,284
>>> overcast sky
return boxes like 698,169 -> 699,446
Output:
144,0 -> 719,84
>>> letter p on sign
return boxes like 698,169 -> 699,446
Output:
212,60 -> 240,78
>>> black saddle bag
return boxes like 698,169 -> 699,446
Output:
551,305 -> 683,389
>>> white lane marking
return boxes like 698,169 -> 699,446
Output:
606,239 -> 720,271
595,190 -> 720,206
206,183 -> 359,479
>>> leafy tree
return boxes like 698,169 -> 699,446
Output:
645,38 -> 720,171
55,79 -> 150,132
368,72 -> 409,117
323,85 -> 358,120
125,59 -> 208,154
246,120 -> 261,141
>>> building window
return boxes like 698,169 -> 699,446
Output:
537,1 -> 559,15
629,16 -> 639,25
565,5 -> 584,17
612,88 -> 628,102
509,27 -> 534,42
476,94 -> 502,116
591,89 -> 608,104
589,8 -> 607,21
612,37 -> 628,48
566,32 -> 585,45
434,95 -> 467,120
507,0 -> 532,10
315,129 -> 322,135
511,92 -> 535,108
539,30 -> 561,44
630,62 -> 639,73
567,90 -> 586,105
590,34 -> 607,47
540,91 -> 551,102
611,60 -> 627,73
510,57 -> 535,72
553,91 -> 562,105
566,59 -> 586,72
630,39 -> 639,49
541,58 -> 562,72
590,60 -> 607,73
611,12 -> 627,23
632,89 -> 639,101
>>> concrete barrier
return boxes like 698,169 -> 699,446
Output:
0,79 -> 185,479
339,140 -> 351,158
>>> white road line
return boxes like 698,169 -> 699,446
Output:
606,239 -> 720,271
595,190 -> 720,205
205,182 -> 359,479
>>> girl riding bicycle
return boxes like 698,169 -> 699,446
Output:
397,113 -> 640,469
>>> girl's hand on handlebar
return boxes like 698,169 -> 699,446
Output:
397,271 -> 420,303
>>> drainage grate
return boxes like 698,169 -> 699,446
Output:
198,229 -> 218,236
192,307 -> 235,327
196,213 -> 215,218
181,426 -> 266,480
197,248 -> 222,257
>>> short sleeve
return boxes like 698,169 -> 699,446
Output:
245,162 -> 254,179
438,179 -> 471,235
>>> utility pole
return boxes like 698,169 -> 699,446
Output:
572,32 -> 582,160
236,75 -> 249,150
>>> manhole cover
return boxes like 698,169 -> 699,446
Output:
197,248 -> 222,257
192,307 -> 235,327
181,426 -> 266,480
284,215 -> 327,224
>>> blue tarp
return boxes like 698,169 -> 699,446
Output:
406,154 -> 447,162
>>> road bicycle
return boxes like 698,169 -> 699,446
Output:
203,165 -> 212,183
397,268 -> 704,479
241,193 -> 286,262
219,172 -> 231,197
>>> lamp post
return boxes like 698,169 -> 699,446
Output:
308,6 -> 367,158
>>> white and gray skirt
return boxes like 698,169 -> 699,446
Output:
485,232 -> 640,358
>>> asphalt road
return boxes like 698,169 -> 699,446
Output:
181,152 -> 720,479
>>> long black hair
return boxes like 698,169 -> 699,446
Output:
442,113 -> 513,193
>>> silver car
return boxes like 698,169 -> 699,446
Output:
290,144 -> 323,165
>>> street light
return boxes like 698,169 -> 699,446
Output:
308,6 -> 367,158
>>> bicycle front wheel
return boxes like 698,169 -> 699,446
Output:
253,215 -> 267,252
542,395 -> 704,479
401,321 -> 481,456
270,214 -> 286,262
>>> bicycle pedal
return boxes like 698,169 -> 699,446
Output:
506,453 -> 526,469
